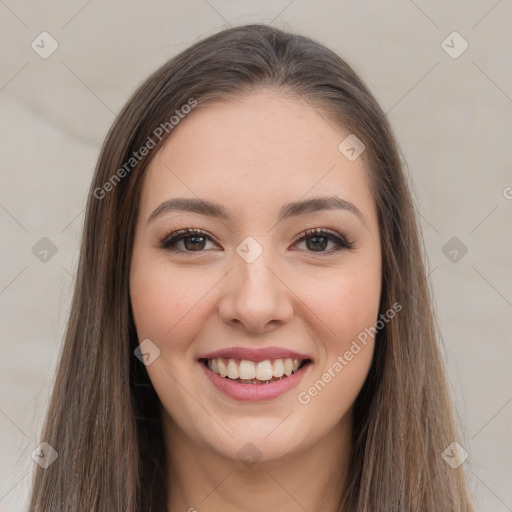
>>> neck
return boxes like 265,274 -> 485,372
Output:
164,412 -> 352,512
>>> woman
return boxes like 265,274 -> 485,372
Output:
29,24 -> 475,511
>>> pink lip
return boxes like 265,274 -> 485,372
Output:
200,360 -> 312,402
199,346 -> 312,363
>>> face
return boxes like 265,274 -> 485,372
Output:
129,90 -> 382,464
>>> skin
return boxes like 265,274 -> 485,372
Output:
129,89 -> 382,512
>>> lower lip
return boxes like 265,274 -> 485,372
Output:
200,361 -> 311,402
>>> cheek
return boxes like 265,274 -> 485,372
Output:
288,253 -> 381,413
294,260 -> 381,348
292,269 -> 379,429
129,256 -> 216,349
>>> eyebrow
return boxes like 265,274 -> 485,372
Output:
147,195 -> 367,226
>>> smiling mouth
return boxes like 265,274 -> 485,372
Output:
200,357 -> 312,384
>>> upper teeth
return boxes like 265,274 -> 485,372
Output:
207,358 -> 302,380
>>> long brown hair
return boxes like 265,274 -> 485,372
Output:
29,24 -> 475,511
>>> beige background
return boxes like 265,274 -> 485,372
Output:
1,1 -> 511,510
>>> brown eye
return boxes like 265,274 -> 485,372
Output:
182,235 -> 207,251
160,228 -> 218,252
308,236 -> 327,251
293,228 -> 353,253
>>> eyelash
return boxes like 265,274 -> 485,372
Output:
159,227 -> 354,255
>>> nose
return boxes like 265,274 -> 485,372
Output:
217,250 -> 294,334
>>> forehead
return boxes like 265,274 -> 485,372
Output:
140,90 -> 375,223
